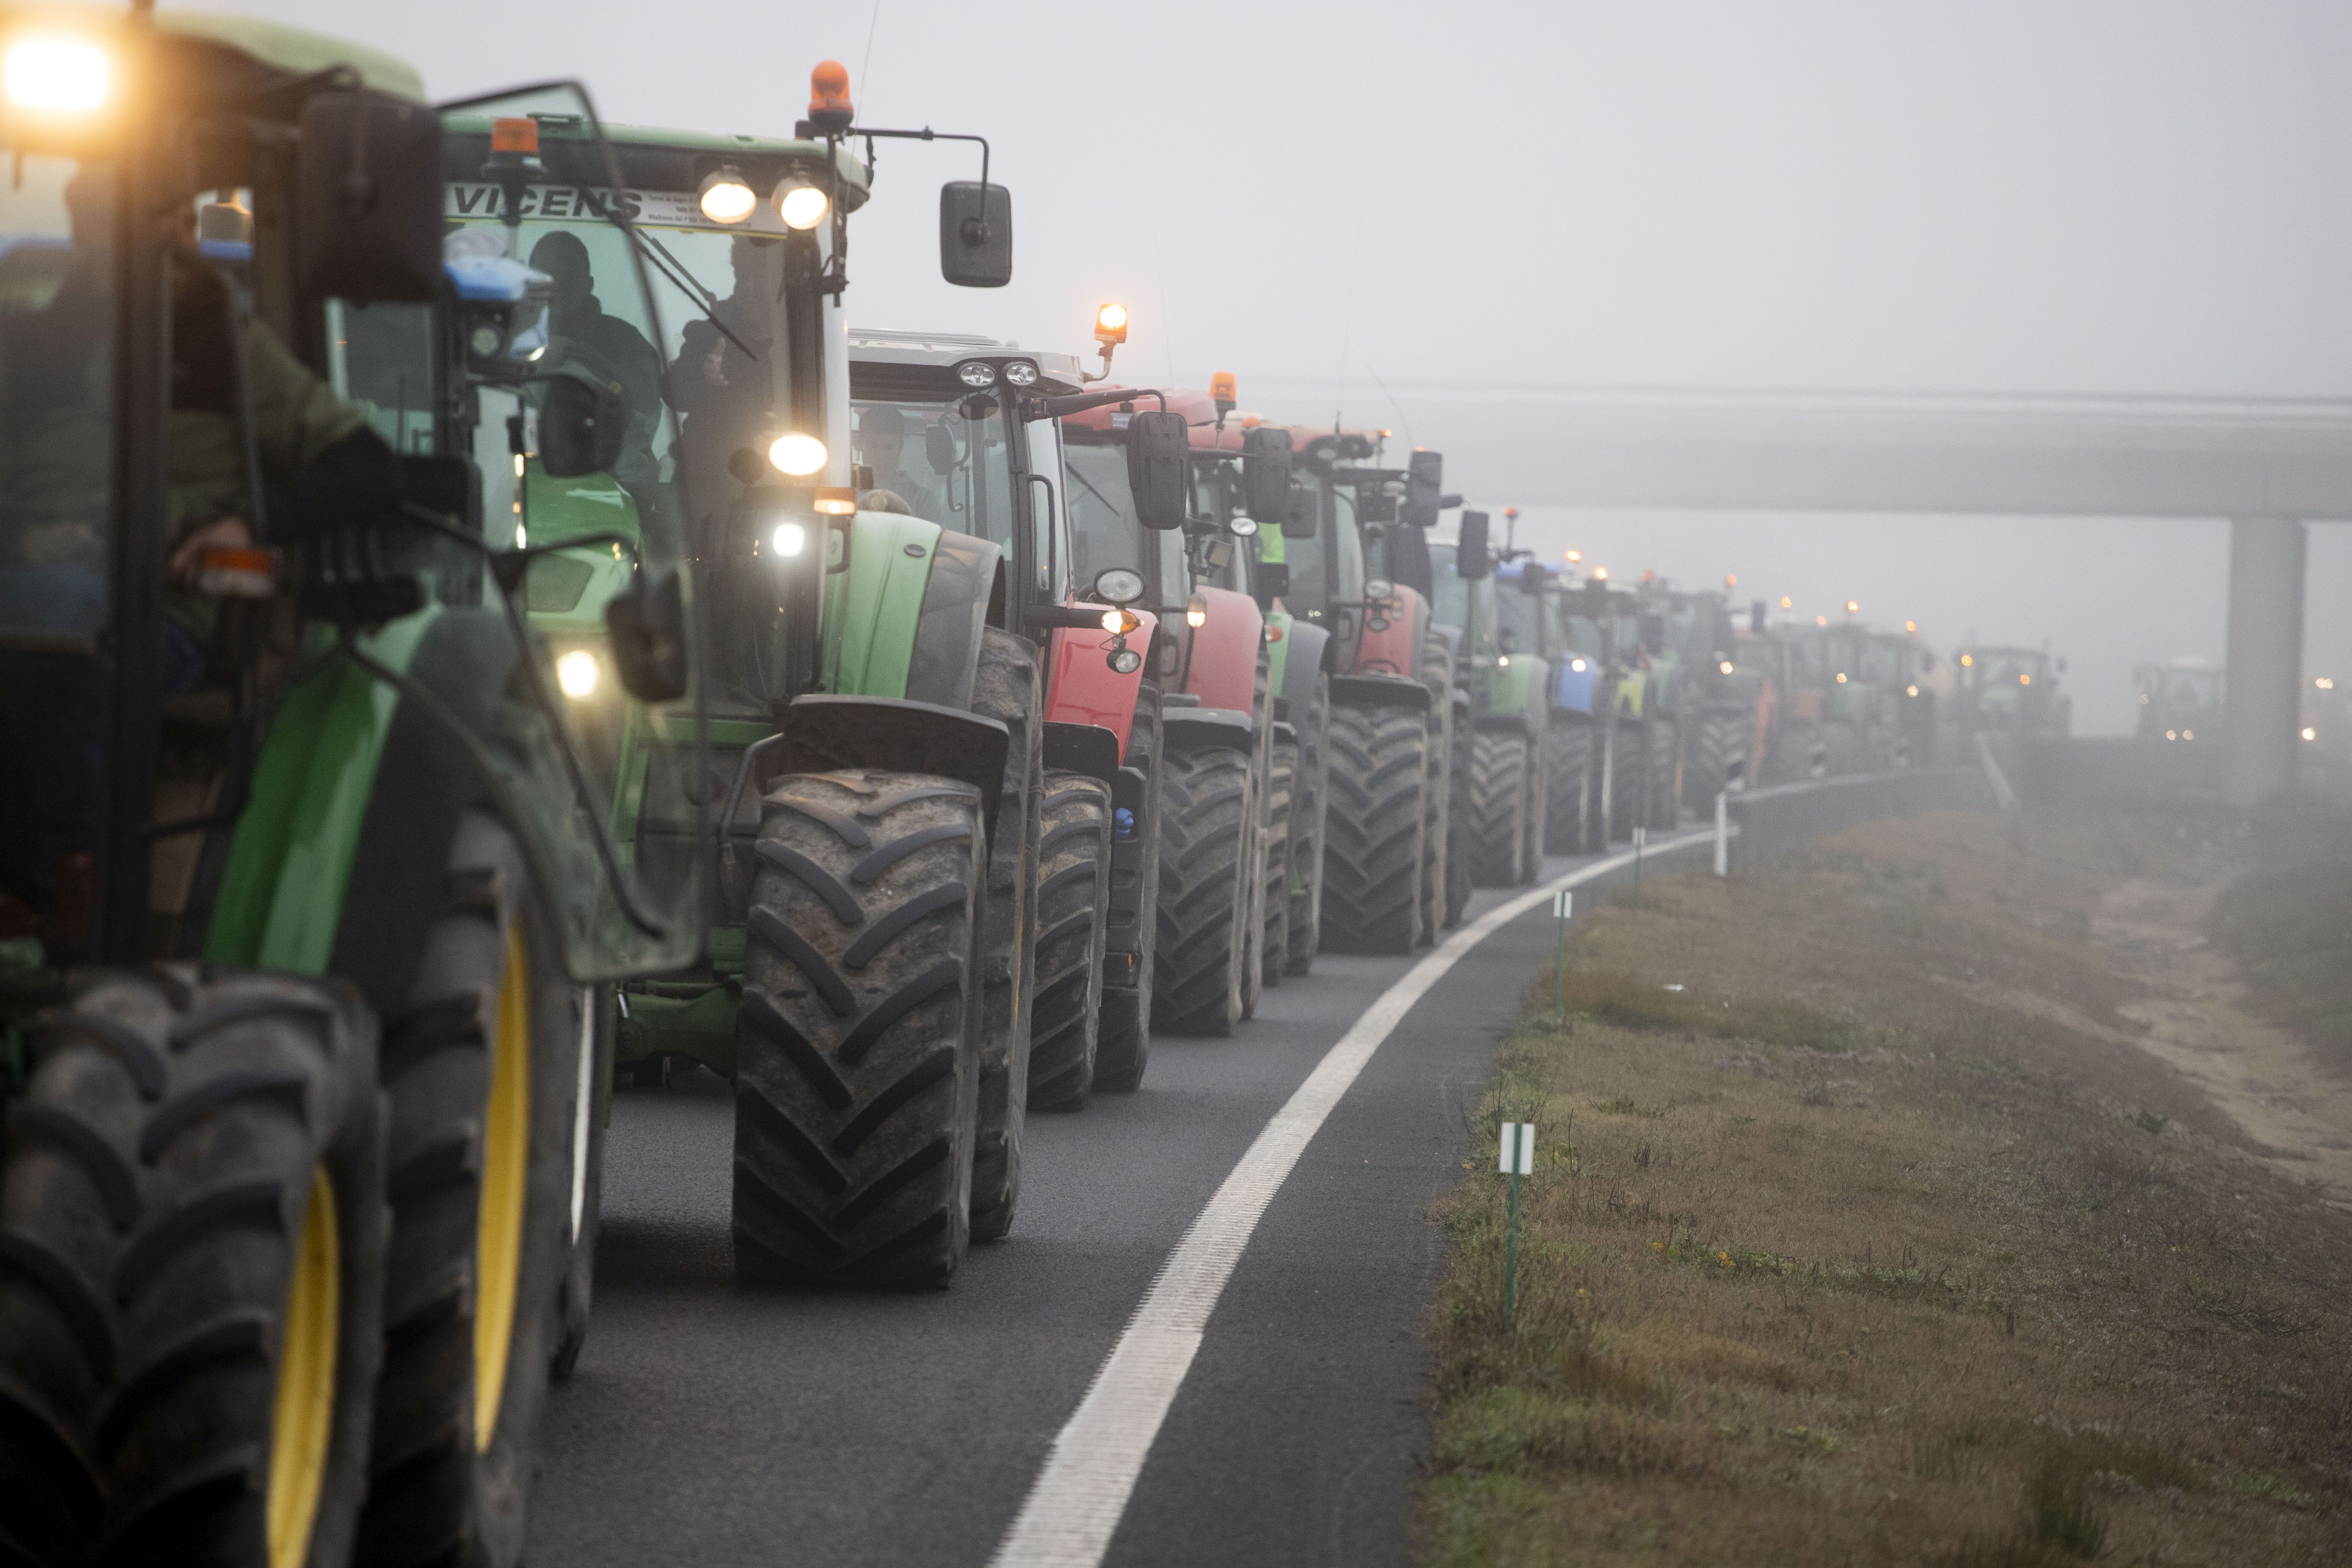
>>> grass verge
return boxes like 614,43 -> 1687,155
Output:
1422,807 -> 2352,1566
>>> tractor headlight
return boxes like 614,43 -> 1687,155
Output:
698,168 -> 757,224
956,360 -> 998,389
769,432 -> 827,476
1002,359 -> 1040,387
776,182 -> 830,230
556,649 -> 601,700
771,522 -> 807,558
6,37 -> 109,112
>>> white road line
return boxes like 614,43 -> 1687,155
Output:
988,828 -> 1722,1568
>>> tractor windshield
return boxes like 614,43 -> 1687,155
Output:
850,395 -> 1014,544
1064,429 -> 1187,609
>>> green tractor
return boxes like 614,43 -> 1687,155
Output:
1956,643 -> 2071,745
1,25 -> 700,1567
1429,514 -> 1550,886
500,82 -> 1060,1279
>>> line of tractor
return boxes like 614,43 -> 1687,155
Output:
0,20 -> 2101,1567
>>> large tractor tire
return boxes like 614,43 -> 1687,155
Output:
1151,744 -> 1256,1036
1284,673 -> 1331,976
1544,718 -> 1594,857
1025,772 -> 1111,1112
1647,717 -> 1680,829
551,984 -> 614,1383
1444,707 -> 1474,927
968,629 -> 1043,1242
1463,727 -> 1531,887
1094,685 -> 1162,1094
1606,719 -> 1643,842
1519,719 -> 1550,882
357,811 -> 585,1568
1258,729 -> 1296,991
1316,702 -> 1427,954
730,772 -> 985,1287
1237,649 -> 1275,1023
1,969 -> 384,1568
1684,710 -> 1746,813
1416,635 -> 1456,944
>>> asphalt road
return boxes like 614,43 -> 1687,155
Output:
532,831 -> 1716,1568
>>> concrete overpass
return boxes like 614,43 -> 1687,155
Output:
1271,386 -> 2352,807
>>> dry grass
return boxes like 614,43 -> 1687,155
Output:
1421,807 -> 2352,1567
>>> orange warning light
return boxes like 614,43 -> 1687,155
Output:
809,61 -> 854,123
1095,303 -> 1129,345
1210,371 -> 1237,410
491,118 -> 539,153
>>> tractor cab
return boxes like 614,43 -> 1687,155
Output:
2135,657 -> 2223,741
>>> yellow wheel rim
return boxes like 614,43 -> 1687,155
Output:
475,923 -> 532,1450
266,1165 -> 338,1568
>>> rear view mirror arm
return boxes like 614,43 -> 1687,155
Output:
1034,387 -> 1170,420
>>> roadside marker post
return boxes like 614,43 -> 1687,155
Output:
1551,890 -> 1572,1028
1499,1121 -> 1535,1326
1632,825 -> 1646,889
1714,790 -> 1729,876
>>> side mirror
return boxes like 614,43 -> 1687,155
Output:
604,568 -> 688,702
1402,449 -> 1443,527
1519,561 -> 1549,596
296,93 -> 443,304
539,371 -> 626,478
1385,521 -> 1433,600
1256,561 -> 1290,602
1127,410 -> 1190,531
1457,510 -> 1491,580
1283,478 -> 1319,541
925,419 -> 959,476
1242,427 -> 1293,525
939,181 -> 1013,288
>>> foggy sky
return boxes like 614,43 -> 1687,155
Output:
193,0 -> 2351,733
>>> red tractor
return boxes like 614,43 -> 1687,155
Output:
1060,386 -> 1291,1037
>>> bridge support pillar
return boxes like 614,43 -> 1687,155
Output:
2221,516 -> 2305,808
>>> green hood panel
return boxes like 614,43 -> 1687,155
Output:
826,510 -> 944,699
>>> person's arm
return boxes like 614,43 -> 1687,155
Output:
242,317 -> 367,480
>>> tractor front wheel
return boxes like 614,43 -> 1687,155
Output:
1026,772 -> 1111,1111
1152,745 -> 1256,1036
731,771 -> 985,1287
1464,727 -> 1531,887
357,810 -> 584,1568
1317,702 -> 1428,954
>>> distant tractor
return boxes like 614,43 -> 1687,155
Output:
2135,658 -> 2223,742
1956,645 -> 2072,743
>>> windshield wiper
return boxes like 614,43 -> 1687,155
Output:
626,227 -> 762,364
1066,464 -> 1126,522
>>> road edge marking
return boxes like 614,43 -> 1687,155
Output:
987,828 -> 1720,1567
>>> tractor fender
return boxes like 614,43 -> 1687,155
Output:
772,693 -> 1010,832
1277,618 -> 1331,720
1350,586 -> 1424,680
904,527 -> 1002,710
1161,707 -> 1255,753
1042,720 -> 1122,791
1328,673 -> 1432,713
1042,607 -> 1159,757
